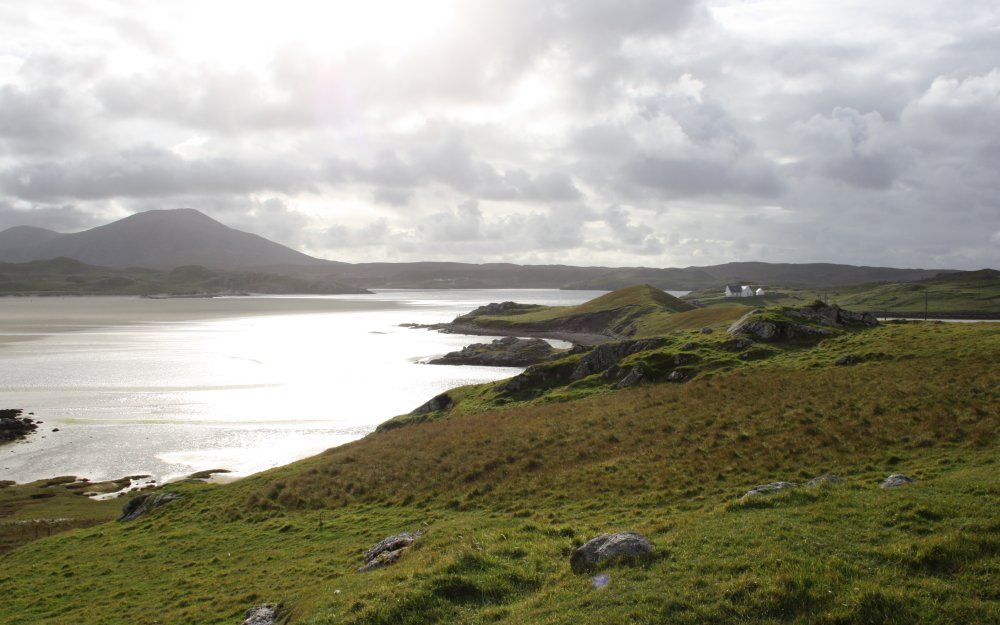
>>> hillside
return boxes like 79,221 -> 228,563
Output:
0,258 -> 368,296
686,269 -> 1000,317
0,316 -> 997,625
0,209 -> 327,270
432,284 -> 702,344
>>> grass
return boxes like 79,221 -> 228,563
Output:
458,284 -> 696,337
0,316 -> 997,624
687,269 -> 1000,316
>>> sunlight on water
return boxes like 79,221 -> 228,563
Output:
0,289 -> 617,483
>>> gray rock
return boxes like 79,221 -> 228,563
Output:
570,338 -> 666,381
700,327 -> 713,334
742,481 -> 798,498
429,336 -> 556,367
681,342 -> 697,350
241,604 -> 280,625
118,492 -> 182,522
614,367 -> 645,389
806,473 -> 843,487
570,532 -> 653,572
667,370 -> 685,382
358,531 -> 421,573
412,392 -> 454,415
881,473 -> 915,488
835,354 -> 861,366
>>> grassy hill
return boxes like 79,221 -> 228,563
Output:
450,284 -> 703,340
0,258 -> 368,296
686,269 -> 1000,317
0,300 -> 997,624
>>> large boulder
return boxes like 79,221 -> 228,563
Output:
357,531 -> 421,573
881,473 -> 915,488
741,481 -> 798,498
570,532 -> 654,572
428,336 -> 556,367
118,492 -> 182,522
241,604 -> 281,625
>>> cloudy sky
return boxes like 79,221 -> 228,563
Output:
0,1 -> 998,269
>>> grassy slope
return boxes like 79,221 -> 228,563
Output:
687,269 -> 1000,315
457,285 -> 701,338
0,321 -> 997,625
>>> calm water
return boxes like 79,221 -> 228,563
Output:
0,289 -> 612,484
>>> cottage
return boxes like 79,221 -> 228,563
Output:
724,284 -> 756,298
755,287 -> 766,296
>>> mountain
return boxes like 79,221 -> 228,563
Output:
0,208 -> 965,287
0,209 -> 326,270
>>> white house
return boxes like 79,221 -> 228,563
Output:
755,287 -> 766,296
724,284 -> 756,298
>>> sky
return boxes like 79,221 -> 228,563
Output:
0,0 -> 998,269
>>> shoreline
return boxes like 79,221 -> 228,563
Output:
405,321 -> 615,347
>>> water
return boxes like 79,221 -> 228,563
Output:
0,289 -> 615,484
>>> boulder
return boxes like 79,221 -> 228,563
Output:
835,354 -> 861,366
570,532 -> 653,572
614,367 -> 645,389
880,473 -> 915,488
700,327 -> 713,334
428,336 -> 556,367
742,481 -> 798,498
118,492 -> 182,522
806,473 -> 843,487
241,604 -> 281,625
412,392 -> 454,415
667,370 -> 686,382
358,531 -> 421,573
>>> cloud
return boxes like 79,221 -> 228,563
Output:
0,1 -> 997,269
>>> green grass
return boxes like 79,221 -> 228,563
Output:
458,284 -> 697,337
0,316 -> 997,624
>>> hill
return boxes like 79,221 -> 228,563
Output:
0,258 -> 368,296
0,209 -> 327,270
429,284 -> 702,344
0,314 -> 996,624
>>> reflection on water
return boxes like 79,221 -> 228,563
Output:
0,289 -> 614,483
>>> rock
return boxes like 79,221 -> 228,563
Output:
728,303 -> 877,343
681,342 -> 697,350
667,370 -> 685,382
742,481 -> 798,498
806,473 -> 843,487
570,532 -> 653,572
458,301 -> 543,318
570,338 -> 666,381
0,409 -> 38,443
700,327 -> 713,334
881,473 -> 915,488
118,492 -> 182,522
412,392 -> 454,415
358,531 -> 421,572
614,367 -> 645,389
835,354 -> 861,366
241,604 -> 281,625
428,336 -> 557,367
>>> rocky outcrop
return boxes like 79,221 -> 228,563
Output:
458,301 -> 544,318
881,473 -> 915,488
1,409 -> 38,443
806,473 -> 844,486
570,532 -> 653,572
241,604 -> 282,625
358,531 -> 421,572
118,492 -> 182,522
412,392 -> 454,415
428,336 -> 557,367
613,367 -> 645,389
728,303 -> 878,342
570,338 -> 667,381
741,481 -> 798,498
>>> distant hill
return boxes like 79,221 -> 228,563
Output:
0,208 -> 965,288
0,257 -> 368,296
0,209 -> 327,270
